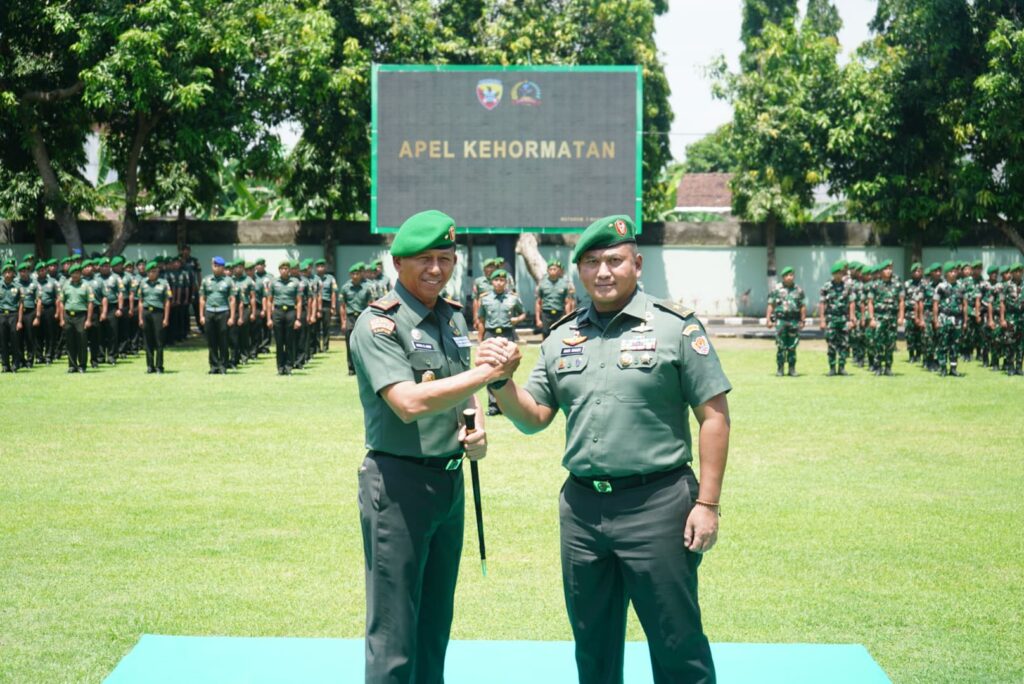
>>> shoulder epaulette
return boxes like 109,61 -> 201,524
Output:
443,297 -> 463,310
653,300 -> 696,320
550,308 -> 582,331
370,296 -> 400,312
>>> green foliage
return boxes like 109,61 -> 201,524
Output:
740,0 -> 798,70
683,124 -> 739,173
804,0 -> 842,38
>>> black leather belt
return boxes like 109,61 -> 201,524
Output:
571,465 -> 685,494
370,450 -> 464,471
146,306 -> 162,312
0,309 -> 14,314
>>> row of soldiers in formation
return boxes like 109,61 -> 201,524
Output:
0,250 -> 393,375
768,258 -> 1024,377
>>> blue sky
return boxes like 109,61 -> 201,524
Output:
655,0 -> 879,161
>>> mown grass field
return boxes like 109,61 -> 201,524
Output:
1,337 -> 1021,683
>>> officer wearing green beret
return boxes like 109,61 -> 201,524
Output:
471,258 -> 499,327
111,256 -> 132,358
137,261 -> 171,373
351,209 -> 497,684
933,261 -> 968,376
476,268 -> 526,415
229,260 -> 257,369
315,258 -> 338,352
999,263 -> 1024,375
366,259 -> 391,300
818,260 -> 855,375
252,258 -> 272,355
765,266 -> 806,376
902,262 -> 925,363
199,257 -> 237,374
535,259 -> 575,339
0,262 -> 25,372
482,214 -> 729,683
265,259 -> 303,375
82,260 -> 109,368
35,261 -> 60,364
866,259 -> 905,376
15,262 -> 40,369
97,257 -> 124,364
57,264 -> 94,373
340,262 -> 372,376
300,258 -> 320,364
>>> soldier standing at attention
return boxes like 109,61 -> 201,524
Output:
482,214 -> 729,684
98,257 -> 124,364
818,260 -> 855,376
477,269 -> 526,415
903,262 -> 925,363
315,258 -> 337,352
57,263 -> 94,373
252,258 -> 272,354
367,259 -> 391,299
181,244 -> 201,335
229,260 -> 257,369
350,209 -> 495,684
958,262 -> 981,362
35,261 -> 59,365
999,263 -> 1024,376
978,265 -> 997,368
15,261 -> 39,369
265,259 -> 302,375
82,260 -> 109,368
111,256 -> 132,358
535,259 -> 575,339
340,262 -> 372,376
137,260 -> 171,373
848,263 -> 867,367
866,259 -> 905,376
471,257 -> 498,328
199,257 -> 237,375
765,266 -> 806,376
302,259 -> 321,362
0,262 -> 24,372
933,261 -> 968,377
914,263 -> 943,372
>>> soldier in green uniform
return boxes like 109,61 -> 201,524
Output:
848,263 -> 867,366
315,259 -> 337,352
483,214 -> 730,684
903,262 -> 925,363
914,263 -> 943,372
471,257 -> 499,327
252,258 -> 272,355
291,259 -> 310,369
535,259 -> 575,339
340,262 -> 372,376
302,259 -> 320,362
818,260 -> 855,375
82,260 -> 109,368
765,266 -> 806,376
111,256 -> 132,358
477,269 -> 526,415
350,210 -> 495,684
137,260 -> 171,373
35,261 -> 60,364
265,259 -> 302,375
0,262 -> 25,372
181,244 -> 201,336
97,257 -> 124,364
58,264 -> 94,373
237,260 -> 259,367
978,265 -> 998,367
15,261 -> 39,369
933,261 -> 968,377
999,263 -> 1024,376
199,256 -> 237,374
958,262 -> 981,362
368,259 -> 392,300
866,259 -> 905,376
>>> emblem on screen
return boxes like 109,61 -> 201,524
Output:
476,79 -> 503,110
511,80 -> 542,106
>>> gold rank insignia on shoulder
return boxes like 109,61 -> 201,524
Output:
421,370 -> 436,382
369,317 -> 396,335
562,334 -> 588,346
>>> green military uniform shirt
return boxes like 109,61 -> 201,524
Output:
60,281 -> 94,311
102,272 -> 125,306
234,275 -> 257,312
472,275 -> 492,301
479,291 -> 524,329
138,278 -> 172,309
934,280 -> 965,318
767,284 -> 805,320
868,277 -> 903,315
0,280 -> 23,311
200,274 -> 235,310
350,281 -> 472,458
17,277 -> 39,309
340,280 -> 372,316
537,276 -> 573,313
36,276 -> 59,307
87,274 -> 108,309
266,276 -> 301,308
320,273 -> 338,302
523,290 -> 732,477
819,279 -> 853,321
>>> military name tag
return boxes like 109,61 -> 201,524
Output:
413,341 -> 435,351
561,346 -> 584,356
620,337 -> 657,352
453,336 -> 472,347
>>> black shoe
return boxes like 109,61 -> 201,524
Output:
78,368 -> 86,373
873,368 -> 881,376
348,370 -> 356,376
776,366 -> 784,377
838,367 -> 849,376
827,367 -> 836,376
939,367 -> 947,376
884,367 -> 893,376
487,406 -> 502,416
157,368 -> 164,374
950,367 -> 962,377
147,367 -> 156,374
278,367 -> 285,376
209,369 -> 218,375
67,368 -> 77,374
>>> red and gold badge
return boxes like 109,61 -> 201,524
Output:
614,219 -> 627,236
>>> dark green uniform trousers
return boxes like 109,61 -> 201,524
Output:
540,307 -> 562,340
204,310 -> 230,372
87,312 -> 102,366
359,453 -> 464,684
272,308 -> 297,372
0,310 -> 20,371
560,467 -> 715,684
64,312 -> 88,371
344,317 -> 356,373
319,302 -> 332,351
142,308 -> 166,371
40,305 -> 58,362
100,314 -> 118,363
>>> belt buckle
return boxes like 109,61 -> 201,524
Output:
69,311 -> 77,317
444,457 -> 463,471
282,305 -> 290,310
495,327 -> 503,334
593,480 -> 613,494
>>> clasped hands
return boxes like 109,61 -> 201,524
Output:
474,337 -> 522,381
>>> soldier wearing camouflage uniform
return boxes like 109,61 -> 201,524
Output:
765,266 -> 806,376
914,263 -> 943,372
932,261 -> 968,377
977,265 -> 997,367
867,259 -> 905,376
903,262 -> 925,362
998,263 -> 1024,376
848,263 -> 867,366
958,262 -> 982,361
818,260 -> 855,376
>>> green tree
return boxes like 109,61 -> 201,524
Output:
741,0 -> 799,70
805,0 -> 842,38
683,124 -> 738,173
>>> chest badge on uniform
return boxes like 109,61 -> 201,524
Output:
562,334 -> 588,346
421,370 -> 436,382
619,352 -> 633,367
691,335 -> 710,356
621,337 -> 657,352
411,328 -> 423,340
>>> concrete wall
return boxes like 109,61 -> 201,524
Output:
4,242 -> 1020,316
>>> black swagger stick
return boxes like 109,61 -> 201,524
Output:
463,408 -> 487,576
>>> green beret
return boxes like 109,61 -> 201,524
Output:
111,256 -> 125,266
910,261 -> 922,271
490,269 -> 509,281
17,261 -> 31,271
98,256 -> 110,265
779,266 -> 794,277
986,265 -> 998,274
59,257 -> 69,265
370,259 -> 382,268
47,258 -> 57,266
943,261 -> 958,273
68,264 -> 82,274
255,258 -> 266,266
145,260 -> 159,271
278,259 -> 291,268
830,260 -> 845,274
35,261 -> 47,270
349,262 -> 364,273
879,258 -> 892,269
244,261 -> 255,269
289,259 -> 299,269
314,258 -> 326,266
21,253 -> 34,262
390,210 -> 457,257
926,262 -> 941,273
547,259 -> 563,268
571,215 -> 637,263
1012,263 -> 1024,271
486,257 -> 502,267
2,262 -> 14,273
299,258 -> 313,269
971,259 -> 982,268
